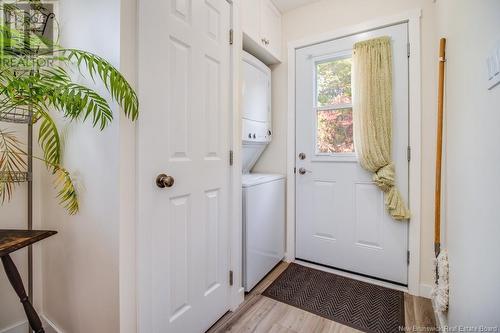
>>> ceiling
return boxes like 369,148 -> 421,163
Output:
272,0 -> 322,13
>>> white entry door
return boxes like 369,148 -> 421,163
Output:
295,23 -> 410,285
137,0 -> 232,332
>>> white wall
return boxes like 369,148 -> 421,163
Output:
0,129 -> 43,331
437,0 -> 500,326
119,0 -> 138,332
39,0 -> 137,332
254,0 -> 439,291
0,1 -> 137,331
40,0 -> 120,331
0,168 -> 30,330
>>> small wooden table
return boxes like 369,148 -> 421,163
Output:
0,229 -> 57,333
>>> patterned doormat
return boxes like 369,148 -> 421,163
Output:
262,263 -> 405,333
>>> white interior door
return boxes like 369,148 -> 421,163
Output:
295,24 -> 410,285
138,0 -> 232,332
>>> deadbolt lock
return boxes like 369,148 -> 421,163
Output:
298,153 -> 306,160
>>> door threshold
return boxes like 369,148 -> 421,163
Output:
294,259 -> 409,293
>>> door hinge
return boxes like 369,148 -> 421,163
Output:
229,150 -> 234,166
229,29 -> 234,45
407,42 -> 411,58
407,146 -> 411,162
407,251 -> 410,265
229,270 -> 234,286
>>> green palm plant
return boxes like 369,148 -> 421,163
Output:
0,13 -> 138,214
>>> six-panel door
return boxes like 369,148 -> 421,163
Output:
138,0 -> 232,332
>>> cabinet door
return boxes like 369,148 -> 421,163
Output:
241,0 -> 260,42
260,0 -> 282,59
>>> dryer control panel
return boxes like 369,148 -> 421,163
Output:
242,119 -> 272,143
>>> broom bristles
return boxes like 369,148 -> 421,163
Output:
431,249 -> 449,312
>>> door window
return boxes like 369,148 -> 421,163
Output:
315,54 -> 354,154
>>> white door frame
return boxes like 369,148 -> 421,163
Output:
227,0 -> 246,311
286,9 -> 423,296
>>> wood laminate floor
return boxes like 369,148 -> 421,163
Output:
208,262 -> 436,333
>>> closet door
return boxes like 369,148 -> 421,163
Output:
137,0 -> 233,332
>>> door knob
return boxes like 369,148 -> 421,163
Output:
298,168 -> 311,175
156,174 -> 175,188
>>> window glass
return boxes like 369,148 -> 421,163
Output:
316,58 -> 352,107
315,56 -> 354,154
317,108 -> 354,153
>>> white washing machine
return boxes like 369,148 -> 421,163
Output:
241,51 -> 285,292
242,173 -> 285,292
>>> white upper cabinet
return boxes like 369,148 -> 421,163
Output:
260,0 -> 282,59
241,0 -> 282,64
241,0 -> 261,42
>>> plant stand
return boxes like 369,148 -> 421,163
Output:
0,107 -> 35,302
0,5 -> 55,330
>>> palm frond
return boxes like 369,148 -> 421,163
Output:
0,22 -> 138,216
0,128 -> 27,203
47,82 -> 114,130
37,109 -> 60,166
0,69 -> 114,130
36,66 -> 71,87
57,49 -> 138,120
52,165 -> 78,215
35,110 -> 79,215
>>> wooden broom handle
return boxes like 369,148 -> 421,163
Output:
435,38 -> 446,257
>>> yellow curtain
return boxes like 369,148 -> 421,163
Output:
353,36 -> 410,220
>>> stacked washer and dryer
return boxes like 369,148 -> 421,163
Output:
241,51 -> 285,292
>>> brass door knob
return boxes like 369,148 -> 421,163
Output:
156,174 -> 175,188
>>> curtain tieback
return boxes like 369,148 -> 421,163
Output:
373,163 -> 411,220
373,163 -> 395,192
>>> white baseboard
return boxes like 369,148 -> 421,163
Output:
0,321 -> 28,333
41,315 -> 64,333
0,315 -> 62,333
419,283 -> 433,299
230,287 -> 245,311
284,252 -> 294,263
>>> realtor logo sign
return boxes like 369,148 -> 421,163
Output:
1,1 -> 57,54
